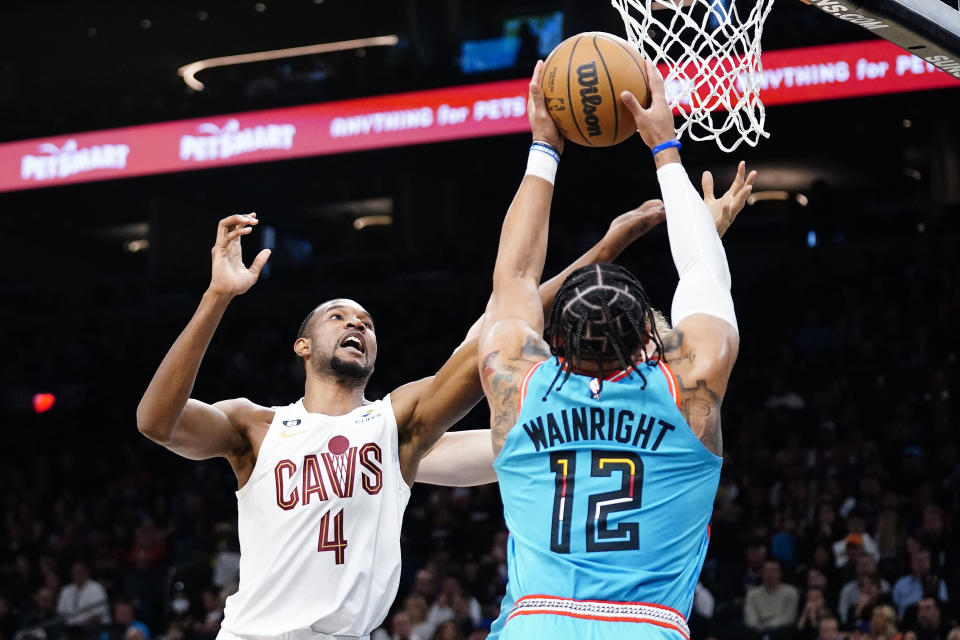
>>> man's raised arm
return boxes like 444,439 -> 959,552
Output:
136,213 -> 271,462
416,161 -> 756,486
476,61 -> 563,454
622,62 -> 741,457
390,62 -> 564,479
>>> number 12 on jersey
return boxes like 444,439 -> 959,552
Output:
549,450 -> 644,554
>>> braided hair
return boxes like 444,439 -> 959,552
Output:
543,263 -> 663,399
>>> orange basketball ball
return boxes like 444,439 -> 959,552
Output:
541,32 -> 651,147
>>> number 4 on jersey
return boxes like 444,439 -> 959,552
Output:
318,509 -> 347,564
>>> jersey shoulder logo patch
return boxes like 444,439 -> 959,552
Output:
355,408 -> 380,424
589,378 -> 601,400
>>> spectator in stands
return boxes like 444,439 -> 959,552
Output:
414,569 -> 438,603
818,616 -> 841,640
906,597 -> 951,640
691,581 -> 716,639
121,548 -> 164,630
840,554 -> 893,625
56,561 -> 110,628
834,513 -> 880,570
848,575 -> 893,629
430,619 -> 465,640
109,599 -> 151,640
381,610 -> 414,640
427,577 -> 481,630
405,594 -> 434,640
809,543 -> 840,600
450,590 -> 480,633
893,548 -> 949,618
916,506 -> 953,578
191,590 -> 224,640
745,559 -> 800,639
875,506 -> 903,567
20,587 -> 59,631
797,586 -> 830,639
870,604 -> 903,640
744,539 -> 768,591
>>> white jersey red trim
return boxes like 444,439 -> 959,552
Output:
218,397 -> 410,639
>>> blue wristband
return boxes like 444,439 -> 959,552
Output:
530,141 -> 560,162
652,139 -> 681,156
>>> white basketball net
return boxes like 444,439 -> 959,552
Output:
611,0 -> 776,152
332,453 -> 349,488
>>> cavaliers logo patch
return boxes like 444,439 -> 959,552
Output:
283,419 -> 302,427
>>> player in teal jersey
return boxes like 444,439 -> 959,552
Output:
477,60 -> 745,639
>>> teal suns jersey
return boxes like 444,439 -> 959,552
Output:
492,356 -> 722,632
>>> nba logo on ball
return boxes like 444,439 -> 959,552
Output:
589,378 -> 601,400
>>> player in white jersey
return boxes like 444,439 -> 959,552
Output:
135,188 -> 672,635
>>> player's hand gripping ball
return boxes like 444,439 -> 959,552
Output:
541,32 -> 652,147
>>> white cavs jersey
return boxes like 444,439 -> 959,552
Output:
219,396 -> 410,639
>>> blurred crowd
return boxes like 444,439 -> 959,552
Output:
1,222 -> 958,640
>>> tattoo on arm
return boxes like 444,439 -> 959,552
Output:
662,329 -> 696,366
521,335 -> 551,360
662,329 -> 683,353
674,373 -> 722,456
482,338 -> 550,450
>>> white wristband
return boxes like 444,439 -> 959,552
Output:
525,142 -> 560,185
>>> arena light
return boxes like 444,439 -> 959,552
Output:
746,190 -> 790,205
124,239 -> 150,253
353,215 -> 393,230
32,393 -> 56,414
178,35 -> 399,91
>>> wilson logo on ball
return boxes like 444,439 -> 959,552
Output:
541,32 -> 650,147
577,61 -> 603,138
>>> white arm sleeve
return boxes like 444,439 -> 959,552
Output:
656,162 -> 738,333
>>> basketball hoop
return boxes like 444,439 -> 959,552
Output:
611,0 -> 776,152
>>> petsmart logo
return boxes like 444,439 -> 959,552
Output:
20,139 -> 130,181
179,119 -> 296,162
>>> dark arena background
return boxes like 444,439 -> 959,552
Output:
2,1 -> 960,640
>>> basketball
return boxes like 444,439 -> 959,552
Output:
541,32 -> 651,147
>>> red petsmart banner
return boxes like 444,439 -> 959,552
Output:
2,79 -> 530,194
1,40 -> 956,193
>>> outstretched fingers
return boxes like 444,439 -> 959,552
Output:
222,225 -> 254,245
732,165 -> 758,210
702,170 -> 716,202
249,248 -> 272,276
216,213 -> 257,247
735,162 -> 758,191
644,58 -> 666,107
